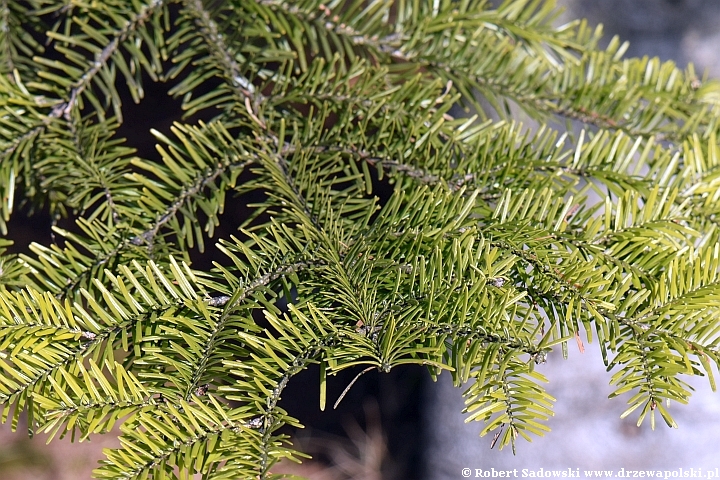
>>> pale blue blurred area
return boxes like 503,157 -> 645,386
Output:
560,0 -> 720,77
424,2 -> 720,478
424,343 -> 720,479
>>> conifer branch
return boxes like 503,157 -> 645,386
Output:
0,337 -> 94,404
257,336 -> 337,478
492,239 -> 610,316
54,154 -> 253,299
52,0 -> 167,121
0,122 -> 43,160
432,323 -> 543,356
257,0 -> 691,140
184,258 -> 322,400
0,298 -> 181,405
132,158 -> 255,247
184,0 -> 267,125
498,364 -> 521,454
635,282 -> 720,326
4,0 -> 720,474
49,397 -> 156,420
256,0 -> 402,56
0,0 -> 15,73
45,397 -> 157,436
118,410 -> 248,480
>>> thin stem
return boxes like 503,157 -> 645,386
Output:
333,366 -> 374,409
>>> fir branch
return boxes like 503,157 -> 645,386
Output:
183,0 -> 264,106
184,258 -> 322,400
116,408 -> 250,480
0,258 -> 213,408
5,0 -> 720,473
0,338 -> 92,405
54,153 -> 254,299
51,0 -> 168,121
0,299 -> 177,405
0,0 -> 15,73
132,158 -> 255,248
497,362 -> 521,455
610,325 -> 688,427
429,322 -> 544,357
256,0 -> 402,56
0,0 -> 44,76
491,239 -> 611,316
183,0 -> 269,128
0,121 -> 43,161
257,335 -> 336,478
263,0 -> 704,141
635,281 -> 720,326
44,396 -> 157,438
66,118 -> 122,222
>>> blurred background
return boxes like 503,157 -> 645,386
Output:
2,1 -> 720,478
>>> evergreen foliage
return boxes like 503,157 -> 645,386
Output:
1,0 -> 720,477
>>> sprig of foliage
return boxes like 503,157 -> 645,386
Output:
1,0 -> 720,478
